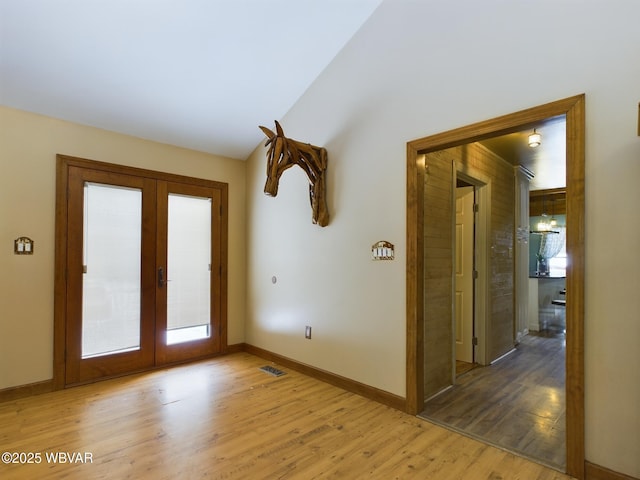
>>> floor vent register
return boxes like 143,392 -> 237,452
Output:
259,365 -> 286,377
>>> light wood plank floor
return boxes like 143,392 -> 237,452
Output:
0,352 -> 572,479
420,332 -> 566,471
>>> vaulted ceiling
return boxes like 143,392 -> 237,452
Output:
1,1 -> 565,188
0,0 -> 383,160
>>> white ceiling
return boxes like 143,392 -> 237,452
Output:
0,0 -> 383,160
478,115 -> 566,191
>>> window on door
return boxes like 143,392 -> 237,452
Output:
55,155 -> 228,387
166,193 -> 212,345
82,182 -> 143,359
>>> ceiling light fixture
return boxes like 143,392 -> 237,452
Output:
537,214 -> 551,232
531,196 -> 560,235
528,128 -> 542,147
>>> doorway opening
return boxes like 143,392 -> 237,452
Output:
451,172 -> 491,378
454,177 -> 479,379
420,123 -> 567,469
405,95 -> 585,479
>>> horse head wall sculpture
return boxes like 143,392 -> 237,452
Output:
259,121 -> 329,227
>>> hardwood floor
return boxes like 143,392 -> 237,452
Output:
0,352 -> 571,479
420,332 -> 566,471
456,360 -> 478,377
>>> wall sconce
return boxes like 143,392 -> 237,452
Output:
528,129 -> 542,147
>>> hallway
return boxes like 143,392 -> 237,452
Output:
419,332 -> 566,470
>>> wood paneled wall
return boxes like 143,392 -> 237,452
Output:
422,150 -> 454,398
423,143 -> 515,399
530,189 -> 566,217
462,144 -> 516,361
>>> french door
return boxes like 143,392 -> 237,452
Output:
57,156 -> 227,386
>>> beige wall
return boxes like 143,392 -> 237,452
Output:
246,1 -> 640,476
246,137 -> 407,396
2,1 -> 639,476
0,106 -> 246,390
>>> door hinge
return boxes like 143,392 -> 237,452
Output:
473,203 -> 479,213
472,337 -> 478,346
473,270 -> 478,279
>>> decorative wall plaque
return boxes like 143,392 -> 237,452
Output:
14,237 -> 34,255
372,240 -> 394,260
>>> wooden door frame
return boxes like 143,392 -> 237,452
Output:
405,95 -> 585,478
54,154 -> 229,389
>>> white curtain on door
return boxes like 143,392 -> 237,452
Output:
538,227 -> 566,259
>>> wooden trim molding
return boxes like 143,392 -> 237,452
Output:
242,343 -> 407,412
406,94 -> 585,479
225,343 -> 245,354
0,380 -> 54,403
405,144 -> 424,413
586,462 -> 640,480
565,94 -> 586,480
4,343 -> 404,413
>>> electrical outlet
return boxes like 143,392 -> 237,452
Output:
305,326 -> 312,339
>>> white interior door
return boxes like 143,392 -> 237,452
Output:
455,186 -> 474,363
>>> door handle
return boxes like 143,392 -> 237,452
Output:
158,267 -> 165,288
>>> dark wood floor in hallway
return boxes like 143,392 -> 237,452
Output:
420,332 -> 566,471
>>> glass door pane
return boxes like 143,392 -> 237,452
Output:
65,164 -> 156,385
166,194 -> 212,345
82,183 -> 142,358
155,180 -> 222,365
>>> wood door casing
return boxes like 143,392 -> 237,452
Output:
406,95 -> 585,478
55,155 -> 229,387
